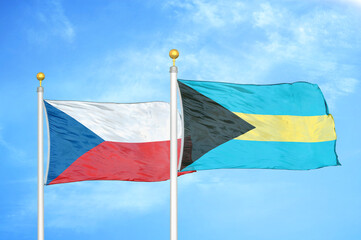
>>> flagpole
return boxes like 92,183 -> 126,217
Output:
169,49 -> 179,240
37,72 -> 45,240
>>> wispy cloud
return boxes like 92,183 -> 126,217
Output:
253,2 -> 285,28
4,180 -> 169,231
333,0 -> 361,8
54,46 -> 174,104
163,1 -> 360,80
165,0 -> 245,28
319,77 -> 359,107
4,172 -> 282,231
28,0 -> 75,43
0,127 -> 26,161
44,181 -> 169,229
54,0 -> 360,108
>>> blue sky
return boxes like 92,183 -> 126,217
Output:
1,0 -> 361,239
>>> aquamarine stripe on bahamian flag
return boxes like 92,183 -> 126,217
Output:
178,79 -> 329,116
181,139 -> 339,171
44,101 -> 104,184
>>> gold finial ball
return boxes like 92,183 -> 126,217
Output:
36,72 -> 45,81
169,49 -> 179,60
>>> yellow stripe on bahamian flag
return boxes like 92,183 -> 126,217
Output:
234,112 -> 336,142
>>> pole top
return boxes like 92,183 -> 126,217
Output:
169,49 -> 179,66
36,72 -> 45,86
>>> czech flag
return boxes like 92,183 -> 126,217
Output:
44,100 -> 188,185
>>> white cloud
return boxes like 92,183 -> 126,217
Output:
320,77 -> 359,108
5,171 -> 285,231
165,0 -> 246,28
78,47 -> 172,103
86,0 -> 360,107
43,181 -> 169,229
253,2 -> 284,28
248,3 -> 361,106
3,180 -> 168,231
333,0 -> 361,7
338,78 -> 359,93
29,0 -> 75,43
0,127 -> 26,161
39,173 -> 219,230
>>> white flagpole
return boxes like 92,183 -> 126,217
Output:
169,49 -> 179,240
37,72 -> 45,240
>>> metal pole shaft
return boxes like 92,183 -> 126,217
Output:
170,65 -> 178,240
37,86 -> 44,240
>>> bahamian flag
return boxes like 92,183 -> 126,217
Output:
178,79 -> 339,172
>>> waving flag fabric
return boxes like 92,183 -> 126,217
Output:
178,79 -> 339,172
44,100 -> 186,185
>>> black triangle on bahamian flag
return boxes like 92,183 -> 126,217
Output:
178,81 -> 255,170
